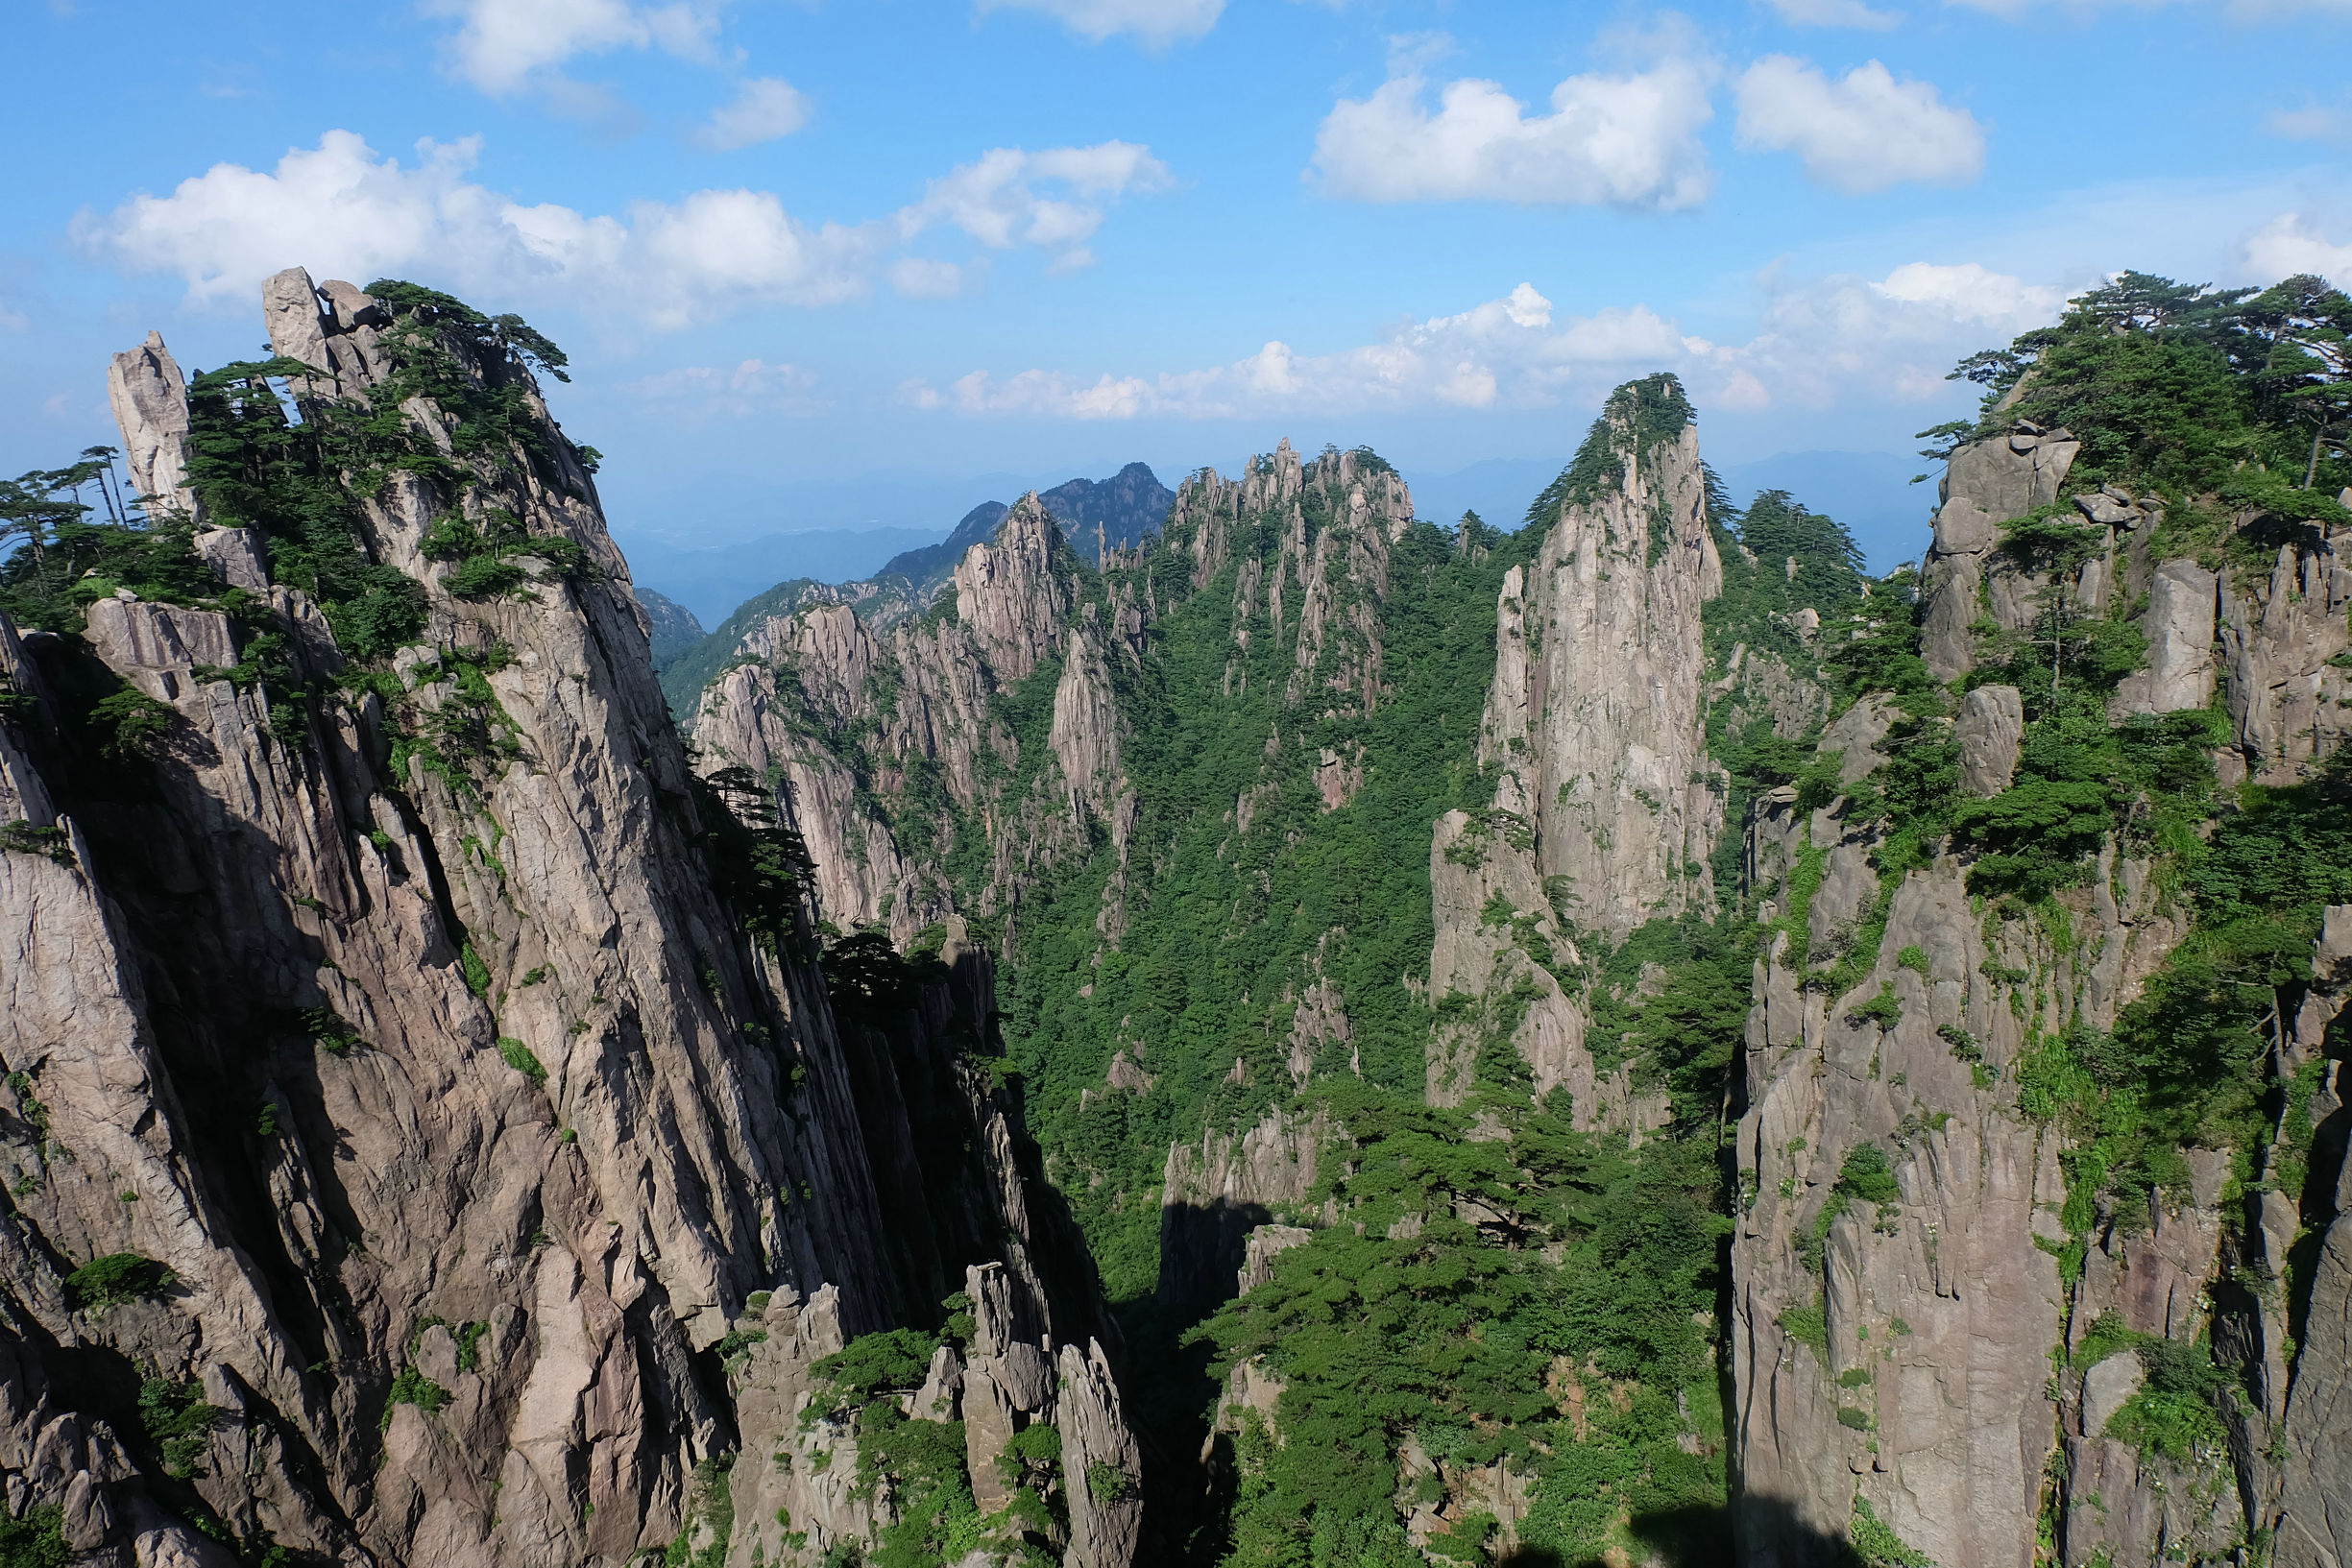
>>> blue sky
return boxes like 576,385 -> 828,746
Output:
5,0 -> 2349,567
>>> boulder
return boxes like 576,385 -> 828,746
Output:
2113,560 -> 2218,715
2080,1349 -> 2145,1440
1956,685 -> 2025,797
1819,694 -> 1897,785
106,331 -> 198,520
193,527 -> 268,592
1935,496 -> 1999,555
2074,492 -> 2137,528
262,267 -> 332,376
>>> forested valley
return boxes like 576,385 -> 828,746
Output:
2,266 -> 2349,1568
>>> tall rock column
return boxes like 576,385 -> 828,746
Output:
1428,375 -> 1724,1116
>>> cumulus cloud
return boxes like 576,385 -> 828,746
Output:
2241,213 -> 2352,285
630,357 -> 822,417
424,0 -> 721,95
1762,0 -> 1903,26
903,282 -> 1698,419
1311,59 -> 1717,207
1734,57 -> 1983,192
76,130 -> 1170,329
696,78 -> 812,150
909,141 -> 1171,260
902,261 -> 2066,422
975,0 -> 1226,44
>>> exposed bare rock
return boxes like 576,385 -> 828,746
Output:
1237,1224 -> 1313,1294
2113,559 -> 2219,716
2277,1201 -> 2352,1568
956,495 -> 1071,684
193,527 -> 269,591
2080,1352 -> 2144,1438
1734,824 -> 2135,1568
1956,684 -> 2025,796
1920,549 -> 1983,685
1709,641 -> 1832,742
1819,695 -> 1896,786
1423,391 -> 1721,1135
1918,426 -> 2083,683
1058,1339 -> 1143,1568
107,332 -> 198,520
2220,541 -> 2352,781
1158,1107 -> 1324,1322
1469,413 -> 1724,939
0,274 -> 1137,1568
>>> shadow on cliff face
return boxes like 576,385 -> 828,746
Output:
1155,1197 -> 1274,1327
1488,1497 -> 1861,1567
1121,1198 -> 1272,1567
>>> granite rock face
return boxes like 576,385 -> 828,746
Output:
1731,415 -> 2352,1567
692,494 -> 1132,950
0,271 -> 1135,1568
691,440 -> 1419,1330
1428,394 -> 1721,1125
1955,684 -> 2025,797
107,332 -> 198,521
1920,424 -> 2080,683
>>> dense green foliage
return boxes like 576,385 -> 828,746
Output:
1191,1081 -> 1731,1566
63,1251 -> 175,1312
0,1504 -> 67,1568
138,1376 -> 219,1478
1522,374 -> 1694,524
979,492 -> 1525,1301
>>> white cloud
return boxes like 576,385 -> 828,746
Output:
424,0 -> 721,95
890,258 -> 968,299
904,283 -> 1700,419
630,357 -> 822,417
77,130 -> 1171,330
1871,260 -> 2064,318
696,77 -> 812,150
1734,57 -> 1983,192
905,260 -> 2068,422
976,0 -> 1225,44
2266,97 -> 2352,142
906,142 -> 1172,266
1311,60 -> 1717,208
2241,213 -> 2352,285
1763,0 -> 1903,24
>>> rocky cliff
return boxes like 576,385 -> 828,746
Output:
1730,277 -> 2352,1568
1428,374 -> 1725,1120
0,270 -> 1138,1568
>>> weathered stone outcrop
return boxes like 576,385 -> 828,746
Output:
0,270 -> 1137,1568
1731,425 -> 2352,1566
2113,559 -> 2218,716
106,332 -> 197,520
1157,1106 -> 1325,1324
1428,389 -> 1721,1126
1955,684 -> 2024,796
1920,422 -> 2080,683
692,495 -> 1130,950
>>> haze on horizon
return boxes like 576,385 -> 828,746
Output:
5,0 -> 2347,572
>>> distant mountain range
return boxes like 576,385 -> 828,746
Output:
647,463 -> 1179,714
639,451 -> 1932,711
624,463 -> 1179,630
874,462 -> 1176,592
621,526 -> 949,626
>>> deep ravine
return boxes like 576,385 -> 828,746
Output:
3,266 -> 2350,1568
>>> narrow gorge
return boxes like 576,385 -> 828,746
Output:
3,266 -> 2349,1568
